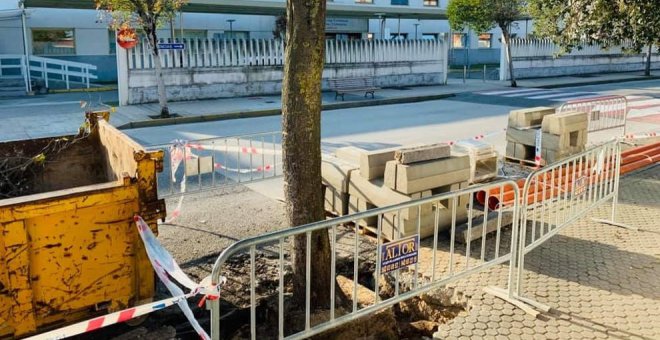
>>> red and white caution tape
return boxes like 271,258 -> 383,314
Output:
28,216 -> 225,340
445,128 -> 507,146
624,131 -> 658,139
29,293 -> 197,340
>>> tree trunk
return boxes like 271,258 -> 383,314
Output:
645,44 -> 652,77
282,0 -> 331,309
148,27 -> 170,118
501,27 -> 517,87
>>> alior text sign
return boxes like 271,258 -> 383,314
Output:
380,235 -> 419,274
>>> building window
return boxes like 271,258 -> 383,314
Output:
355,0 -> 373,3
391,0 -> 409,5
452,33 -> 465,48
423,0 -> 438,6
422,34 -> 438,40
32,29 -> 75,55
478,33 -> 492,48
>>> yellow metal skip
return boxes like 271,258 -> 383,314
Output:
0,114 -> 165,338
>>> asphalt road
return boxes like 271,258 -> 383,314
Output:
123,79 -> 660,154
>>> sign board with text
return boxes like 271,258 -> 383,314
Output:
380,235 -> 419,274
158,43 -> 185,50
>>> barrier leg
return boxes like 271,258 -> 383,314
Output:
591,142 -> 637,230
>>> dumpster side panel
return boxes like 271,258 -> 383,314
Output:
0,220 -> 37,335
0,183 -> 156,337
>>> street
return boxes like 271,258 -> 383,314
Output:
122,79 -> 660,152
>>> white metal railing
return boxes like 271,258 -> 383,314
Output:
147,131 -> 283,198
558,95 -> 628,135
509,38 -> 645,59
28,55 -> 97,89
128,38 -> 445,70
208,179 -> 522,339
0,54 -> 97,90
492,139 -> 632,316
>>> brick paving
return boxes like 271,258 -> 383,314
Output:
424,164 -> 660,339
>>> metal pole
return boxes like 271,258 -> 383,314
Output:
397,16 -> 400,39
414,23 -> 419,40
179,10 -> 184,68
483,64 -> 486,82
463,65 -> 467,83
20,1 -> 32,93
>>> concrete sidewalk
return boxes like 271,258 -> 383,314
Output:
111,71 -> 658,130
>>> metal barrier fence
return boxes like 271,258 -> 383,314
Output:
147,131 -> 282,198
497,139 -> 631,314
557,95 -> 628,135
208,180 -> 523,340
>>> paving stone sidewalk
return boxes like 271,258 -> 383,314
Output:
426,164 -> 660,340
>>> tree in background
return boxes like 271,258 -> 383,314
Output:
528,0 -> 659,76
96,0 -> 187,118
447,0 -> 526,87
281,0 -> 332,308
273,14 -> 287,40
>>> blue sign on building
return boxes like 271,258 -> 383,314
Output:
157,43 -> 185,50
380,235 -> 419,274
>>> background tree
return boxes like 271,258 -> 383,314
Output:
528,0 -> 659,76
447,0 -> 527,87
96,0 -> 187,118
272,14 -> 287,40
281,1 -> 332,308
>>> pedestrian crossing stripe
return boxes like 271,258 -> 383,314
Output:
478,88 -> 660,108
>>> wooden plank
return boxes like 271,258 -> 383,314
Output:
394,143 -> 451,164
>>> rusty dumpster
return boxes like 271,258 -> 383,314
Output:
0,113 -> 165,338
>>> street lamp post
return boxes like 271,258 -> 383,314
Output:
226,19 -> 236,39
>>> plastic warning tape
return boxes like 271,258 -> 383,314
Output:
445,128 -> 507,146
27,293 -> 196,340
624,131 -> 658,139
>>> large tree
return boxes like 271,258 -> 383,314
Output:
447,0 -> 526,87
528,0 -> 659,76
281,1 -> 332,308
96,0 -> 187,118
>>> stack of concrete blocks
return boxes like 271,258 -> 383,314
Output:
325,143 -> 470,241
451,140 -> 499,184
505,106 -> 556,163
540,112 -> 589,163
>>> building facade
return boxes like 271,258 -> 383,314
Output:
0,0 -> 528,83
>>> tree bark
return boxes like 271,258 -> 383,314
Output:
282,0 -> 331,309
645,44 -> 652,77
501,26 -> 517,87
148,24 -> 170,118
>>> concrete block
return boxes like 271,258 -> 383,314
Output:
506,142 -> 534,161
541,112 -> 589,135
542,129 -> 587,151
334,146 -> 365,165
394,143 -> 451,164
348,195 -> 377,227
505,127 -> 539,147
452,142 -> 499,184
508,106 -> 556,128
325,186 -> 349,216
379,203 -> 469,241
432,181 -> 469,208
359,146 -> 400,180
348,175 -> 432,220
322,157 -> 358,193
383,156 -> 470,194
456,211 -> 514,244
